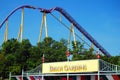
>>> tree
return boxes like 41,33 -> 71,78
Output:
0,38 -> 20,78
15,39 -> 32,70
37,37 -> 67,62
72,41 -> 85,54
26,46 -> 42,70
1,38 -> 20,55
0,39 -> 32,78
0,37 -> 120,79
118,56 -> 120,66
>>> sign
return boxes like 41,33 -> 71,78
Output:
42,59 -> 99,73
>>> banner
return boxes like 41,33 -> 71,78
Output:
42,59 -> 99,73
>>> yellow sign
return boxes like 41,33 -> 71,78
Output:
42,59 -> 99,73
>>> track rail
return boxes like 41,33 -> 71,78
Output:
0,5 -> 111,57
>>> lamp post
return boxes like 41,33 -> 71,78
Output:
96,50 -> 100,80
66,50 -> 70,80
42,54 -> 45,80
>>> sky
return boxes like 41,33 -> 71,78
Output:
0,0 -> 120,56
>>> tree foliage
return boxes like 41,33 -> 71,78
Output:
0,37 -> 120,79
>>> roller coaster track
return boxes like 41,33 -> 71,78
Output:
0,5 -> 111,57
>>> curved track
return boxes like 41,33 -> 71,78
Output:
0,5 -> 111,57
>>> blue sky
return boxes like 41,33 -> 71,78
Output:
0,0 -> 120,56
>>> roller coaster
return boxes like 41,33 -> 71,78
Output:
0,5 -> 111,57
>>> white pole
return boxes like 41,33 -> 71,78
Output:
22,69 -> 24,80
67,56 -> 69,80
42,74 -> 44,80
116,65 -> 117,72
42,54 -> 44,80
98,71 -> 100,80
67,73 -> 69,80
98,59 -> 100,80
9,72 -> 11,80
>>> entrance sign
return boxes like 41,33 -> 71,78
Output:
42,59 -> 99,73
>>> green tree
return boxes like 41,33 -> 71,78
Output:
26,46 -> 42,70
15,39 -> 32,70
1,37 -> 120,80
118,56 -> 120,66
72,41 -> 93,60
1,38 -> 20,55
38,37 -> 67,62
0,39 -> 32,78
0,38 -> 20,78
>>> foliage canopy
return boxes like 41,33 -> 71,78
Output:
0,37 -> 120,79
